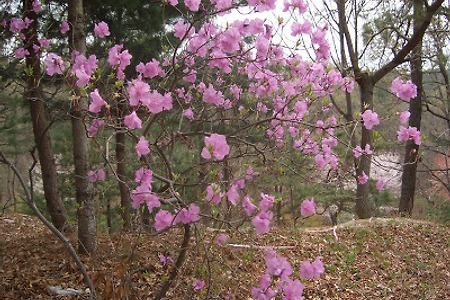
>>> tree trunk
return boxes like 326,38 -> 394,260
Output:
68,0 -> 97,254
23,0 -> 69,231
355,74 -> 375,218
399,0 -> 424,216
116,129 -> 131,229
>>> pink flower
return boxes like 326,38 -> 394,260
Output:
283,279 -> 304,300
130,185 -> 160,212
217,234 -> 229,247
136,136 -> 150,157
32,0 -> 42,13
9,18 -> 26,33
252,211 -> 273,234
144,91 -> 173,114
242,196 -> 257,216
353,144 -> 373,158
94,21 -> 110,38
206,184 -> 222,204
87,169 -> 106,183
154,210 -> 174,232
201,133 -> 230,161
184,108 -> 194,120
88,89 -> 107,113
39,37 -> 50,48
358,171 -> 369,185
300,257 -> 324,280
14,48 -> 29,59
124,111 -> 142,129
174,20 -> 194,40
399,110 -> 411,124
300,198 -> 316,216
158,254 -> 173,266
192,279 -> 205,290
185,0 -> 201,11
174,204 -> 200,224
44,53 -> 66,76
202,84 -> 225,107
60,21 -> 70,34
136,59 -> 164,78
259,193 -> 275,212
391,77 -> 417,101
135,167 -> 153,184
71,54 -> 98,87
397,126 -> 422,145
226,186 -> 240,206
375,179 -> 385,191
96,168 -> 106,181
87,119 -> 105,137
361,109 -> 380,130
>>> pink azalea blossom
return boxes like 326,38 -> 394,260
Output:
136,136 -> 150,157
96,168 -> 106,181
9,18 -> 26,33
201,133 -> 230,161
252,211 -> 273,234
87,119 -> 105,137
300,198 -> 316,216
124,111 -> 142,129
206,184 -> 222,204
87,169 -> 106,183
283,279 -> 304,300
184,108 -> 194,120
375,179 -> 385,191
32,0 -> 42,13
185,0 -> 201,11
94,21 -> 110,38
88,89 -> 107,113
217,234 -> 229,247
300,257 -> 324,280
174,204 -> 200,224
259,193 -> 275,212
226,186 -> 240,206
136,59 -> 164,78
39,37 -> 50,48
14,48 -> 29,59
242,196 -> 257,216
399,110 -> 411,125
154,209 -> 174,232
358,171 -> 369,185
361,109 -> 380,130
135,167 -> 153,184
397,126 -> 421,145
391,77 -> 417,101
130,184 -> 160,212
158,254 -> 173,266
44,53 -> 66,76
60,21 -> 70,34
192,279 -> 205,290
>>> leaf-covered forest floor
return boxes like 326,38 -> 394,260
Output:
1,213 -> 449,300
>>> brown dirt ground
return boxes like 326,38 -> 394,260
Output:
0,213 -> 449,300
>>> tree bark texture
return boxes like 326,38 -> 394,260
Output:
355,74 -> 375,219
116,129 -> 131,229
68,0 -> 97,254
23,0 -> 69,231
399,0 -> 424,216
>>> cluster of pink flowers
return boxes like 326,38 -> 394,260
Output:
397,126 -> 422,145
391,77 -> 417,101
87,168 -> 106,183
353,144 -> 373,158
252,248 -> 324,300
201,133 -> 230,161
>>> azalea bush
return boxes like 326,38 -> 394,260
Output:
1,0 -> 422,298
